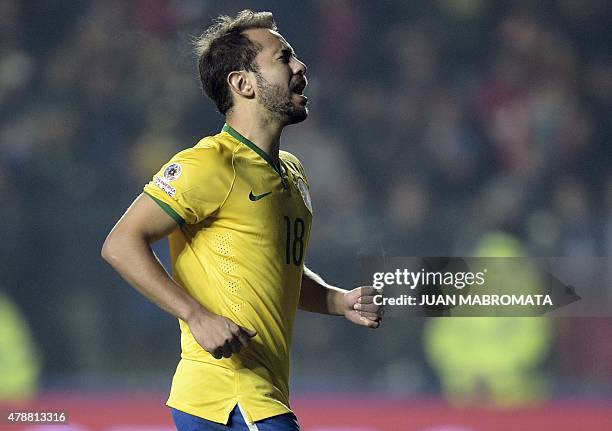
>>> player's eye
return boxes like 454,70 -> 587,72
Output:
279,49 -> 294,64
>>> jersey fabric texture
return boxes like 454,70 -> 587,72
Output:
171,405 -> 300,431
143,124 -> 312,424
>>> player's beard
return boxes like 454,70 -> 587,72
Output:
255,71 -> 308,125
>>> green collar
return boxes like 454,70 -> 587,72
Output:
222,123 -> 282,177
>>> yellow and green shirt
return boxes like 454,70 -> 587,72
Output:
143,124 -> 312,424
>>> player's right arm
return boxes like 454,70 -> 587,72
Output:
101,193 -> 255,359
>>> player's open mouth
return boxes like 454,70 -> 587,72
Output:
292,80 -> 307,95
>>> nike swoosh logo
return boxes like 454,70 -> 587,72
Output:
249,191 -> 272,201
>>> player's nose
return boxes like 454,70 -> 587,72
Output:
292,57 -> 307,75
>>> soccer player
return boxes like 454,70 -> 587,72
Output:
102,10 -> 383,431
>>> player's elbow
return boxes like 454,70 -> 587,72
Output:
101,226 -> 149,266
101,231 -> 123,266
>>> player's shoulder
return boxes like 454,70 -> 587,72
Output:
171,134 -> 235,168
279,150 -> 306,176
279,149 -> 301,164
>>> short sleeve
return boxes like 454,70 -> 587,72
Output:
143,145 -> 234,225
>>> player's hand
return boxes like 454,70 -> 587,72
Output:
187,310 -> 257,359
342,286 -> 384,328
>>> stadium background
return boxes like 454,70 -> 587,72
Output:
1,0 -> 611,429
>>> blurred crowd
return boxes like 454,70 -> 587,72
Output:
1,0 -> 611,399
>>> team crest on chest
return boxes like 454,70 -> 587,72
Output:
164,163 -> 182,181
297,178 -> 312,213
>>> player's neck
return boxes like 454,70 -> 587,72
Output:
225,116 -> 282,162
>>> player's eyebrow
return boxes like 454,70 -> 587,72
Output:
276,45 -> 295,56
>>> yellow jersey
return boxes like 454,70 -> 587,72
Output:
142,124 -> 313,424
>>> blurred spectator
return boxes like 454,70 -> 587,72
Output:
0,291 -> 41,401
424,232 -> 552,406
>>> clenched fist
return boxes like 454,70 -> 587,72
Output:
187,310 -> 257,359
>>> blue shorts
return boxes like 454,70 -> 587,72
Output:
171,405 -> 300,431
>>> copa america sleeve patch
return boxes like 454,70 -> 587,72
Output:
154,176 -> 177,197
164,163 -> 182,181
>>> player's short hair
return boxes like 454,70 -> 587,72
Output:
194,10 -> 277,115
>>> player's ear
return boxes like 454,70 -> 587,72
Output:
227,71 -> 255,99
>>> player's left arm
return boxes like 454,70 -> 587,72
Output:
299,266 -> 383,328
